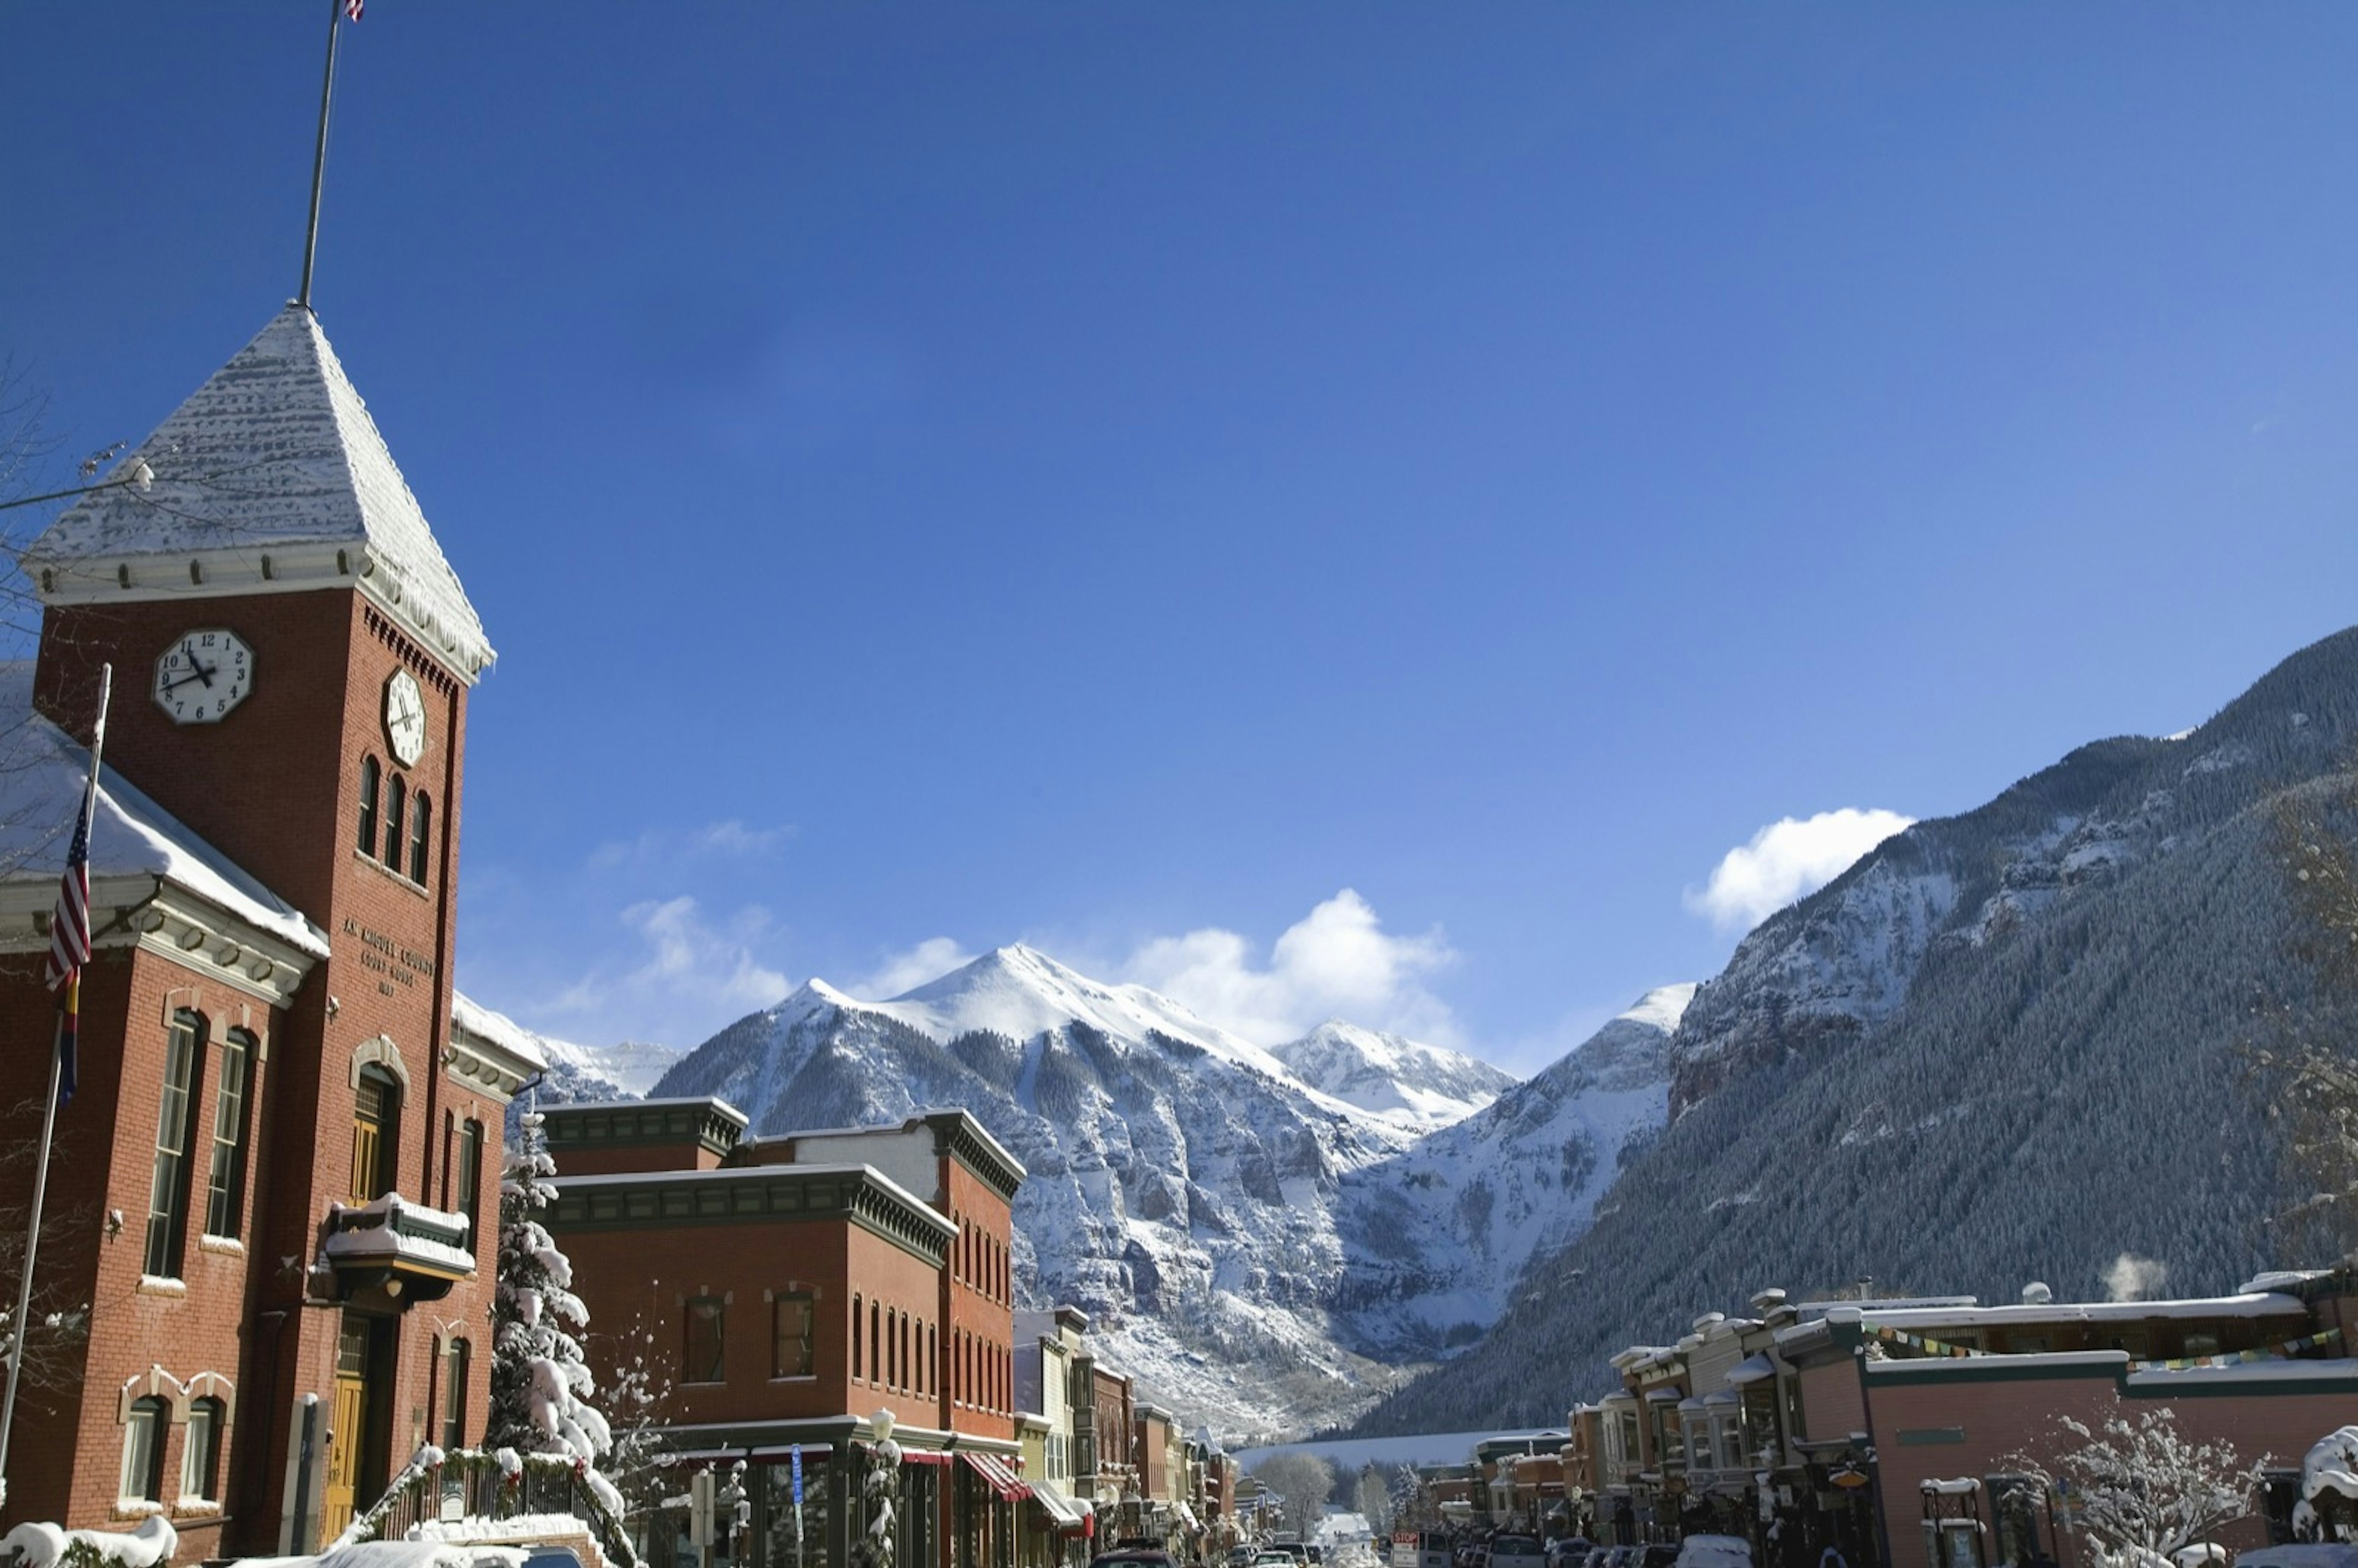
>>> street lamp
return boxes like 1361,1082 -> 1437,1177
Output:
865,1409 -> 902,1568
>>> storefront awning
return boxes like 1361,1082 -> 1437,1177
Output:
963,1451 -> 1030,1501
1727,1353 -> 1775,1385
1030,1482 -> 1087,1530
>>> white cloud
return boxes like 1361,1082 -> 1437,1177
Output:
587,818 -> 794,871
550,895 -> 789,1020
1685,808 -> 1914,933
1119,889 -> 1461,1047
2104,1252 -> 2169,1303
854,937 -> 978,1000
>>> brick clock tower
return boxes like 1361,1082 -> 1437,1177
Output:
0,305 -> 538,1553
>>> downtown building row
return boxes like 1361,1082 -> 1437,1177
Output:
529,1092 -> 1246,1568
1520,1268 -> 2358,1568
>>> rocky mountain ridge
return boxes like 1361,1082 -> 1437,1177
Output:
1352,624 -> 2358,1434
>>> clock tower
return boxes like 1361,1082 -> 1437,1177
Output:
3,305 -> 532,1552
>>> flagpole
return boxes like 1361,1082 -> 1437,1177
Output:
0,664 -> 112,1501
297,0 -> 346,310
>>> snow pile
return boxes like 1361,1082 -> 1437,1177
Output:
2295,1426 -> 2358,1540
1,1516 -> 176,1568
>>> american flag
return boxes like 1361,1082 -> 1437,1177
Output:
344,0 -> 363,20
43,777 -> 95,1108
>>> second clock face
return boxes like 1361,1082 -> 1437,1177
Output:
385,670 -> 427,766
154,629 -> 253,725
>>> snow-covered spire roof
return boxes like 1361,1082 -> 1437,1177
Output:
24,303 -> 495,680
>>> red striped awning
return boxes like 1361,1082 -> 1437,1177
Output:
961,1451 -> 1030,1501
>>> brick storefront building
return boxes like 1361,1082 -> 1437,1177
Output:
540,1100 -> 1030,1568
0,305 -> 539,1553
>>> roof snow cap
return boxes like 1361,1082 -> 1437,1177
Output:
25,305 -> 494,680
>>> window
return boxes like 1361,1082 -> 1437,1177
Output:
455,1119 -> 483,1248
441,1338 -> 471,1450
383,775 -> 407,868
182,1397 -> 224,1503
203,1030 -> 253,1240
852,1296 -> 863,1378
928,1324 -> 937,1395
120,1396 -> 167,1504
684,1297 -> 725,1383
409,792 -> 432,884
869,1300 -> 881,1382
357,756 -> 380,854
351,1065 -> 400,1203
2184,1332 -> 2221,1359
772,1293 -> 814,1378
144,1012 -> 204,1278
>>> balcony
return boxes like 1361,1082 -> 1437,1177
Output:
322,1193 -> 476,1303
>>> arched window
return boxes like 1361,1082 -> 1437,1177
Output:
351,1064 -> 400,1203
203,1029 -> 253,1241
383,775 -> 407,868
145,1011 -> 205,1278
409,792 -> 432,884
455,1118 -> 484,1246
182,1396 -> 224,1503
440,1337 -> 471,1450
357,757 -> 380,855
120,1396 -> 168,1505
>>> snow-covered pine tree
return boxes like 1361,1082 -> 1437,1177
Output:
484,1101 -> 613,1465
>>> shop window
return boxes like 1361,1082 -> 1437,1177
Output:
357,756 -> 380,854
144,1011 -> 204,1278
120,1396 -> 168,1505
773,1292 -> 814,1378
441,1338 -> 471,1450
409,793 -> 432,885
684,1297 -> 725,1383
203,1029 -> 254,1240
182,1397 -> 224,1503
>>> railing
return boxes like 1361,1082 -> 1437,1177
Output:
340,1446 -> 639,1568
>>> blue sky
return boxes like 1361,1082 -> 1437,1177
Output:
7,6 -> 2358,1072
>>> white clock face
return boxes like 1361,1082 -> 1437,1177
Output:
153,629 -> 253,724
385,670 -> 428,767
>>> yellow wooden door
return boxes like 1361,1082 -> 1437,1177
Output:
322,1370 -> 366,1539
322,1317 -> 372,1541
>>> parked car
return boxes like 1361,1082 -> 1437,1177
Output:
1674,1539 -> 1753,1568
2238,1551 -> 2358,1568
1489,1535 -> 1547,1568
1546,1541 -> 1594,1568
1090,1551 -> 1176,1568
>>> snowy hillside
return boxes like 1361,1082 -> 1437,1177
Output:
650,944 -> 1436,1438
1334,985 -> 1695,1356
1356,625 -> 2358,1435
1269,1021 -> 1516,1130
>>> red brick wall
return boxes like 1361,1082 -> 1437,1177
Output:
941,1159 -> 1014,1442
20,587 -> 498,1555
560,1210 -> 945,1435
1870,1368 -> 2353,1568
1797,1358 -> 1868,1445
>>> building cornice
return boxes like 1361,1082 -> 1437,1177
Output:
0,873 -> 319,1005
544,1164 -> 954,1267
30,541 -> 490,684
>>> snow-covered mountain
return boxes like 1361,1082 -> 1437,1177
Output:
452,993 -> 683,1104
1333,985 -> 1695,1356
650,944 -> 1441,1438
1355,625 -> 2358,1435
1268,1021 -> 1516,1130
